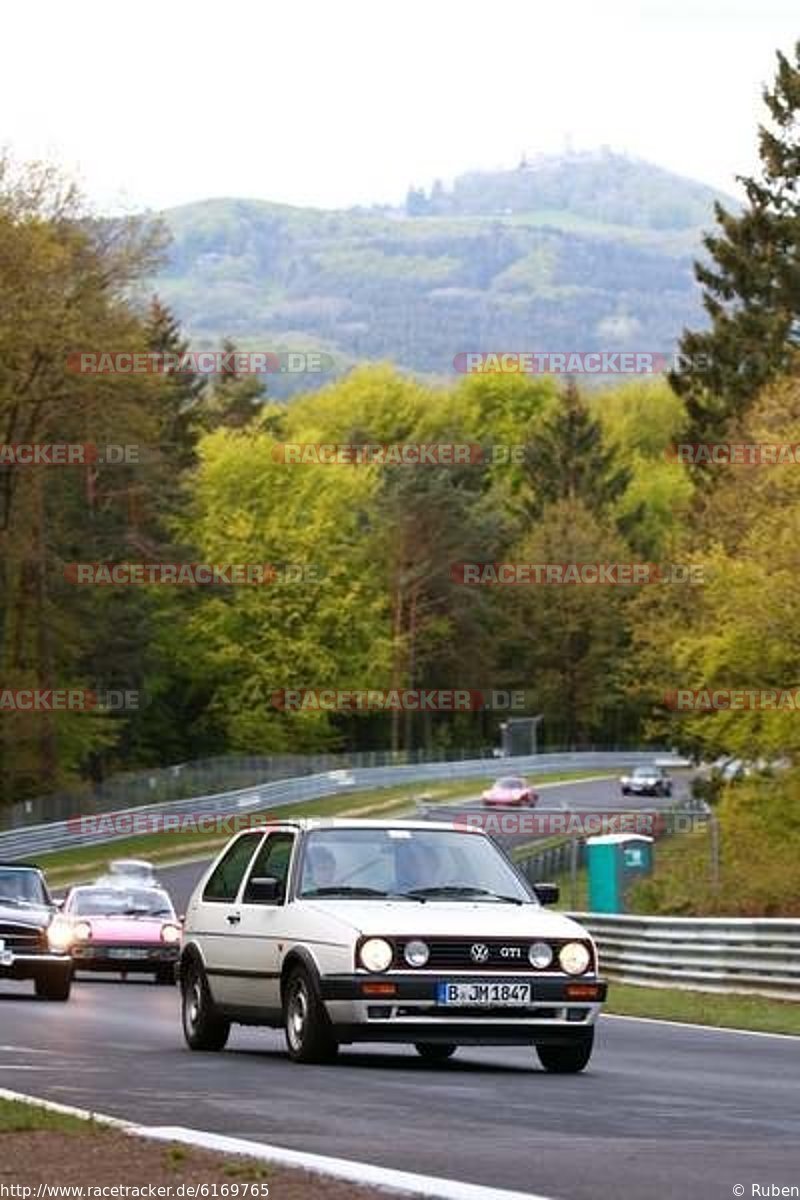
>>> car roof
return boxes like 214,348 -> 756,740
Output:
249,817 -> 484,834
0,861 -> 44,871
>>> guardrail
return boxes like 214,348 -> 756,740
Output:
0,751 -> 661,862
576,912 -> 800,1001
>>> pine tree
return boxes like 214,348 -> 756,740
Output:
671,42 -> 800,441
521,378 -> 630,520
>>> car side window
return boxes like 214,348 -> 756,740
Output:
202,833 -> 264,902
242,832 -> 295,904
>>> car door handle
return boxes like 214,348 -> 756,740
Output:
226,913 -> 241,925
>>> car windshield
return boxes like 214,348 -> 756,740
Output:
0,868 -> 47,907
70,888 -> 174,918
109,861 -> 153,878
496,777 -> 525,789
298,828 -> 533,903
633,767 -> 659,778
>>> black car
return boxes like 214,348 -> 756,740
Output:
0,863 -> 73,1000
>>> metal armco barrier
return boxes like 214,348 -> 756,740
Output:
576,912 -> 800,1001
0,751 -> 660,862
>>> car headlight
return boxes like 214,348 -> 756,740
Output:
358,937 -> 393,972
559,941 -> 592,975
72,921 -> 92,942
47,917 -> 74,952
161,923 -> 181,944
403,939 -> 429,967
528,941 -> 553,969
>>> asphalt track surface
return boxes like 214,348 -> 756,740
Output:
5,774 -> 798,1200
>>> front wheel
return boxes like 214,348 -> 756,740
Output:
415,1043 -> 457,1063
35,965 -> 72,1001
181,961 -> 230,1051
283,967 -> 338,1064
536,1029 -> 594,1073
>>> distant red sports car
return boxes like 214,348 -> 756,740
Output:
481,776 -> 538,808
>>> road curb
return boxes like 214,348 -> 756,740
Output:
0,1087 -> 555,1200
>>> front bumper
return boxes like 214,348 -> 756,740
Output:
71,944 -> 179,972
0,952 -> 72,982
319,973 -> 607,1044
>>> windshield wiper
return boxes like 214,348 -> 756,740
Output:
403,885 -> 523,905
301,886 -> 416,900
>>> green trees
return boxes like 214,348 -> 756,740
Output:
672,43 -> 800,441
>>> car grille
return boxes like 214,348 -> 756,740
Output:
392,938 -> 586,972
72,944 -> 168,960
0,923 -> 46,953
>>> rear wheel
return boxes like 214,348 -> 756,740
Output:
181,961 -> 230,1051
414,1043 -> 457,1063
35,965 -> 72,1001
536,1029 -> 594,1073
283,966 -> 338,1064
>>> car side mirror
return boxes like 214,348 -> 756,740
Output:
246,876 -> 282,904
534,882 -> 559,906
52,898 -> 64,910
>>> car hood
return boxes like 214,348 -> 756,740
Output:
76,915 -> 169,942
299,900 -> 590,940
0,902 -> 51,928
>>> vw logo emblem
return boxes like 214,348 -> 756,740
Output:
470,943 -> 490,963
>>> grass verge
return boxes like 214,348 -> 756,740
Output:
605,981 -> 800,1036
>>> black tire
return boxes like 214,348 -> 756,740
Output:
283,966 -> 338,1064
155,965 -> 176,986
415,1043 -> 457,1063
181,961 -> 230,1051
35,966 -> 72,1001
536,1029 -> 594,1074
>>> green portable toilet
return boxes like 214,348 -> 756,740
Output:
586,833 -> 654,913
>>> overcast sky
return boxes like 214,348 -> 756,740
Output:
5,0 -> 798,214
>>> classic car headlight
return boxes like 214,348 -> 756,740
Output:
559,941 -> 592,975
72,921 -> 92,942
161,923 -> 181,944
47,917 -> 74,952
358,937 -> 393,972
528,941 -> 553,969
403,939 -> 429,967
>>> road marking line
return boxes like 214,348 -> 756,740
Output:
0,1087 -> 557,1200
141,1125 -> 558,1200
605,1013 -> 800,1040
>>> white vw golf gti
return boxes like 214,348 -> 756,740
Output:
179,819 -> 606,1070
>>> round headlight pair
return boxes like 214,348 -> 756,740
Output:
358,937 -> 393,972
528,941 -> 553,969
72,920 -> 92,942
161,923 -> 181,945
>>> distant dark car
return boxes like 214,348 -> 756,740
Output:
620,766 -> 672,798
481,776 -> 538,808
0,863 -> 73,1000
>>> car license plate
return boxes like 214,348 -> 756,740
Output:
436,982 -> 531,1006
0,938 -> 11,967
108,948 -> 150,959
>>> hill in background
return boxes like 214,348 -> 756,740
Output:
154,150 -> 734,395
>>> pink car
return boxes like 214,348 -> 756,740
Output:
481,775 -> 539,808
61,884 -> 181,985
